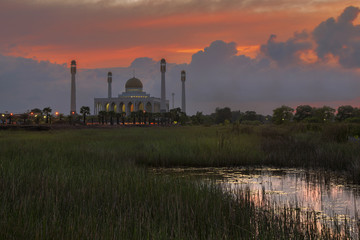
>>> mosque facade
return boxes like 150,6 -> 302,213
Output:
93,76 -> 169,116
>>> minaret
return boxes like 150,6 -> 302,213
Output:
181,70 -> 186,114
160,58 -> 166,112
70,60 -> 76,115
107,72 -> 112,98
172,93 -> 175,109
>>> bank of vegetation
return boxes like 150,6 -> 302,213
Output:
0,126 -> 358,238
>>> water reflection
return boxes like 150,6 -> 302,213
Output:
153,167 -> 360,238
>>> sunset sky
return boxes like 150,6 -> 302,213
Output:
1,0 -> 360,115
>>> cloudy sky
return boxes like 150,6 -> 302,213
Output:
1,0 -> 360,115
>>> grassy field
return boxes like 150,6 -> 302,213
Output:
0,125 -> 357,239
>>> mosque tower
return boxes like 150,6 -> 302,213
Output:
181,70 -> 186,114
107,72 -> 112,98
172,93 -> 175,109
70,60 -> 77,114
160,58 -> 167,112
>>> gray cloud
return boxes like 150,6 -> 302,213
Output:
260,31 -> 312,65
4,39 -> 360,115
313,6 -> 360,68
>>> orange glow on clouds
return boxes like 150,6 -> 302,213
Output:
1,0 -> 359,68
299,50 -> 318,64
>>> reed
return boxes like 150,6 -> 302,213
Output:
0,127 -> 356,238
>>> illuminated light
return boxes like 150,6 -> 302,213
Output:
282,118 -> 285,121
35,115 -> 38,117
1,114 -> 4,117
55,112 -> 59,115
30,112 -> 34,115
10,113 -> 13,116
44,116 -> 47,119
72,111 -> 75,115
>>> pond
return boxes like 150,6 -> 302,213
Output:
153,167 -> 360,238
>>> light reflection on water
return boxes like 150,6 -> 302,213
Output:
153,167 -> 360,237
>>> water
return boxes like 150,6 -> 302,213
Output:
153,167 -> 360,238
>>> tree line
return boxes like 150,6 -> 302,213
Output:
1,105 -> 360,126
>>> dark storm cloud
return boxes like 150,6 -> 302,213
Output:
260,31 -> 312,65
313,6 -> 360,68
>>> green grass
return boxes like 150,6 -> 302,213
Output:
0,126 -> 356,239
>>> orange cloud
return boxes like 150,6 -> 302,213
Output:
1,0 -> 359,68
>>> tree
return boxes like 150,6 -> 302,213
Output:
170,108 -> 181,123
179,112 -> 189,125
137,110 -> 144,124
272,105 -> 294,124
98,111 -> 106,125
0,114 -> 5,124
108,111 -> 115,125
231,111 -> 242,122
42,107 -> 52,124
80,106 -> 90,124
191,112 -> 205,125
31,108 -> 42,114
129,112 -> 136,124
121,112 -> 126,125
20,113 -> 29,124
153,113 -> 160,125
336,105 -> 355,121
242,111 -> 258,121
313,106 -> 335,123
294,105 -> 313,122
215,107 -> 232,124
115,113 -> 122,125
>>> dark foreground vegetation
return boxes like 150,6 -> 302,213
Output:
0,125 -> 358,239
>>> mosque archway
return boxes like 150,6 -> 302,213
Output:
106,103 -> 110,112
146,102 -> 152,113
128,102 -> 134,113
111,102 -> 117,112
96,103 -> 103,113
138,102 -> 144,111
119,102 -> 125,113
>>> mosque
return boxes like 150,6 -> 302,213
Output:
93,74 -> 168,116
70,58 -> 186,116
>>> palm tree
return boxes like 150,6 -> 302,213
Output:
98,111 -> 106,125
137,110 -> 144,124
121,112 -> 126,125
153,113 -> 160,125
130,112 -> 136,125
170,108 -> 181,124
20,113 -> 29,125
42,107 -> 52,124
144,112 -> 149,125
115,113 -> 122,125
108,111 -> 115,125
80,106 -> 90,125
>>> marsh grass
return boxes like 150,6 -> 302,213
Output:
259,124 -> 360,183
0,126 -> 357,238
